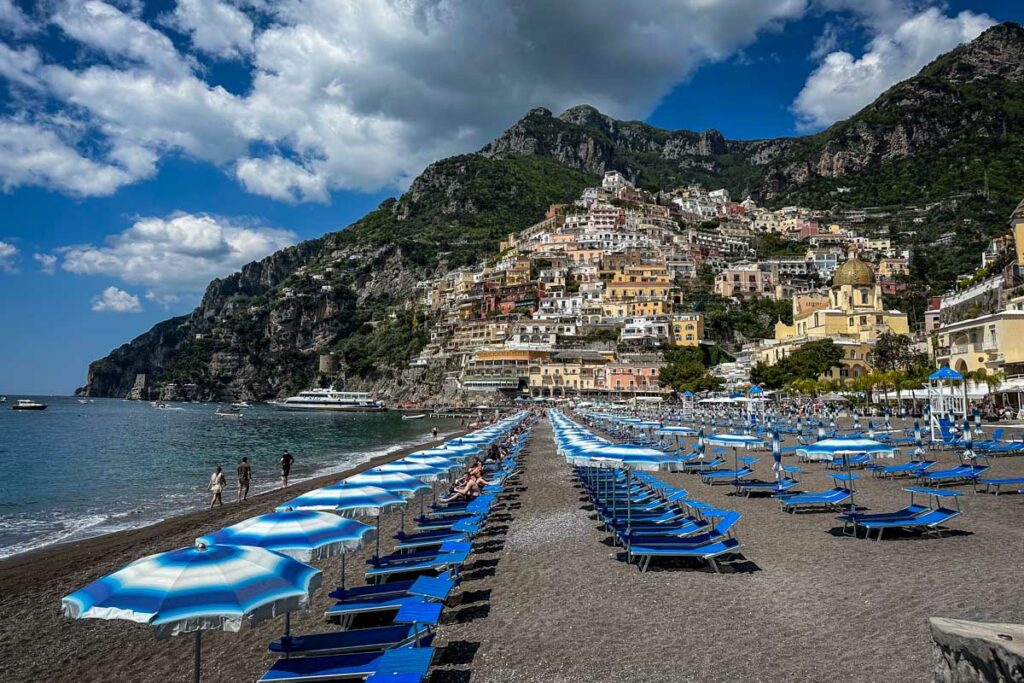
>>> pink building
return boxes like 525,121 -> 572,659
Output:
714,267 -> 774,299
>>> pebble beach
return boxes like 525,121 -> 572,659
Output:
2,415 -> 1023,682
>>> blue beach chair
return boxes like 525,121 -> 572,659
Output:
260,645 -> 435,683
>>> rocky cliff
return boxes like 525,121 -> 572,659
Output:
79,22 -> 1024,400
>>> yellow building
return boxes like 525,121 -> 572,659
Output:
774,256 -> 910,343
529,350 -> 614,397
670,313 -> 704,347
605,264 -> 674,302
934,295 -> 1024,375
462,349 -> 551,392
758,255 -> 910,377
629,300 -> 672,317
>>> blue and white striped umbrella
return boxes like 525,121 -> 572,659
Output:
197,510 -> 375,561
277,484 -> 405,516
374,459 -> 448,482
963,426 -> 974,460
797,437 -> 898,462
403,454 -> 462,471
62,543 -> 321,682
409,447 -> 472,463
913,420 -> 924,458
345,470 -> 431,498
867,420 -> 875,439
704,433 -> 764,447
818,422 -> 827,440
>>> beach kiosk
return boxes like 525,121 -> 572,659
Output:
680,390 -> 695,423
927,366 -> 967,442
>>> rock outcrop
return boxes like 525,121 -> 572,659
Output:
930,617 -> 1024,682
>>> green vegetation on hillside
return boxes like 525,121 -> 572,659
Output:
340,155 -> 598,268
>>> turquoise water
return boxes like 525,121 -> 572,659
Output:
0,396 -> 457,558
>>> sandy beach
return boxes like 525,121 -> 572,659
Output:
2,415 -> 1023,682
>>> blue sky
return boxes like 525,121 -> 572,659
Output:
0,0 -> 1022,394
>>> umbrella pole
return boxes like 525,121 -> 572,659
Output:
625,467 -> 632,564
283,612 -> 291,659
193,631 -> 202,683
375,515 -> 381,559
340,552 -> 346,592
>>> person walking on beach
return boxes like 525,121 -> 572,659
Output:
207,466 -> 226,508
280,450 -> 294,488
431,426 -> 438,439
236,456 -> 252,502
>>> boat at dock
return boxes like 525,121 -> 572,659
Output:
274,388 -> 386,412
12,399 -> 47,411
402,413 -> 427,420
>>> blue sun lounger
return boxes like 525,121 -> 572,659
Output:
326,575 -> 454,622
365,548 -> 470,583
393,517 -> 480,551
981,477 -> 1024,495
700,467 -> 753,485
735,478 -> 799,496
775,487 -> 852,513
919,464 -> 990,487
619,511 -> 740,547
854,507 -> 960,541
260,645 -> 435,683
628,537 -> 742,573
677,456 -> 726,473
869,460 -> 935,478
269,623 -> 432,658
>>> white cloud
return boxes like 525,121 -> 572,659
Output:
0,0 -> 812,200
235,155 -> 329,203
0,119 -> 141,196
794,7 -> 995,129
0,240 -> 18,271
52,0 -> 191,79
92,286 -> 142,312
33,252 -> 57,274
60,211 -> 297,298
167,0 -> 254,59
0,0 -> 34,35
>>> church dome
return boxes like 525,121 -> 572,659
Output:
832,257 -> 876,286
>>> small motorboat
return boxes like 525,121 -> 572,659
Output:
232,401 -> 252,408
12,399 -> 47,411
216,406 -> 243,418
402,413 -> 427,420
0,396 -> 6,403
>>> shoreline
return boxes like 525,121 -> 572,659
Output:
0,428 -> 466,590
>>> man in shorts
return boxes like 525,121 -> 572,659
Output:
280,450 -> 295,488
236,456 -> 252,502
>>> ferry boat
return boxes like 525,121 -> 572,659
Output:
276,388 -> 386,412
12,399 -> 47,411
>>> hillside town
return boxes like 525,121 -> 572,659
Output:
377,171 -> 1024,409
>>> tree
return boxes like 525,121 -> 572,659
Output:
873,332 -> 916,373
660,347 -> 725,394
750,339 -> 846,390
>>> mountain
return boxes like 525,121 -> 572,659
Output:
79,22 -> 1024,400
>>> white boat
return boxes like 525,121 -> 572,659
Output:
12,399 -> 47,411
276,388 -> 386,412
402,413 -> 427,420
232,401 -> 252,408
216,406 -> 243,418
0,396 -> 6,403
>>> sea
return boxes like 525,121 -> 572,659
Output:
0,396 -> 459,559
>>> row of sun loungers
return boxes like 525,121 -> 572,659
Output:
550,411 -> 746,573
257,417 -> 534,683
